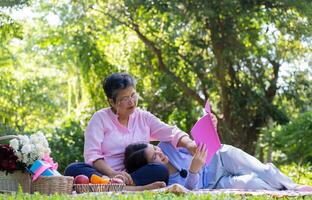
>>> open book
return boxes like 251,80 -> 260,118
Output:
191,100 -> 221,164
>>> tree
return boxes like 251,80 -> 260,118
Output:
94,0 -> 312,154
0,13 -> 23,68
0,0 -> 30,8
0,69 -> 60,132
3,0 -> 311,156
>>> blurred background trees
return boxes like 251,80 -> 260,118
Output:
1,0 -> 311,174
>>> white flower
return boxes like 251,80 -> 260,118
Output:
9,139 -> 20,150
9,132 -> 52,166
19,135 -> 30,146
21,144 -> 32,154
42,139 -> 49,148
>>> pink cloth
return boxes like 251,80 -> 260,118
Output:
84,107 -> 188,171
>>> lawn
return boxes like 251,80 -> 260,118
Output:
1,190 -> 312,200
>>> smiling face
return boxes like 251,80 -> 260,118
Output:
110,86 -> 138,116
144,144 -> 169,165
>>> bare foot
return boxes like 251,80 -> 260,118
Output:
295,185 -> 312,192
124,181 -> 166,191
143,181 -> 166,190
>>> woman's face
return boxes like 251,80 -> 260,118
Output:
144,144 -> 169,165
111,86 -> 138,116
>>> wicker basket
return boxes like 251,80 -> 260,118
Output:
0,135 -> 74,194
0,171 -> 32,193
73,183 -> 125,194
0,135 -> 32,193
32,176 -> 74,195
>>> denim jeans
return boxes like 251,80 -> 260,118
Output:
64,162 -> 169,186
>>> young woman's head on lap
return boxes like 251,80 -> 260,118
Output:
103,73 -> 138,115
124,143 -> 169,173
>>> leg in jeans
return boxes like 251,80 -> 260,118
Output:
218,145 -> 298,190
64,162 -> 169,186
64,162 -> 103,179
216,173 -> 275,190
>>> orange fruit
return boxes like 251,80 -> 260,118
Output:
90,174 -> 109,184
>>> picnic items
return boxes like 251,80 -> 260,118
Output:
90,174 -> 110,184
73,183 -> 125,193
73,174 -> 125,193
0,170 -> 32,193
0,134 -> 73,194
32,175 -> 74,194
28,158 -> 61,181
191,100 -> 221,164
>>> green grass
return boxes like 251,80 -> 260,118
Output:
1,191 -> 312,200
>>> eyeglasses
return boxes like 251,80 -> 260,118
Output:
117,93 -> 139,105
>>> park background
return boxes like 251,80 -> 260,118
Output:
0,0 -> 311,185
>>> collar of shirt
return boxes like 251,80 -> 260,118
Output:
107,108 -> 137,133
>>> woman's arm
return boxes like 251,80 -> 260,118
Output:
93,159 -> 118,177
145,111 -> 188,147
185,143 -> 207,190
185,172 -> 200,190
84,113 -> 107,165
177,135 -> 197,155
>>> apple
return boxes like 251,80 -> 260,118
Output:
74,174 -> 89,184
110,177 -> 124,184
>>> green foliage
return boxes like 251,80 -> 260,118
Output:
0,0 -> 30,8
47,119 -> 85,173
1,0 -> 312,170
0,13 -> 23,67
276,70 -> 312,116
0,68 -> 59,132
273,111 -> 312,164
280,163 -> 312,185
257,111 -> 312,165
0,13 -> 23,42
0,123 -> 19,138
100,0 -> 312,154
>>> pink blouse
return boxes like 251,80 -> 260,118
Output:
84,108 -> 188,171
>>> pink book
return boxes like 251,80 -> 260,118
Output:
191,100 -> 221,164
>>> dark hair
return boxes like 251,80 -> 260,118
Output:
102,73 -> 136,102
124,143 -> 148,173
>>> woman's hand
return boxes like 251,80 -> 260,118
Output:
189,143 -> 207,174
111,171 -> 134,186
186,140 -> 198,155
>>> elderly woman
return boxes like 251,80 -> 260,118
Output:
64,72 -> 197,188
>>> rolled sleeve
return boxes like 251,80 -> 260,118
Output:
146,111 -> 188,147
185,171 -> 200,190
84,113 -> 105,166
